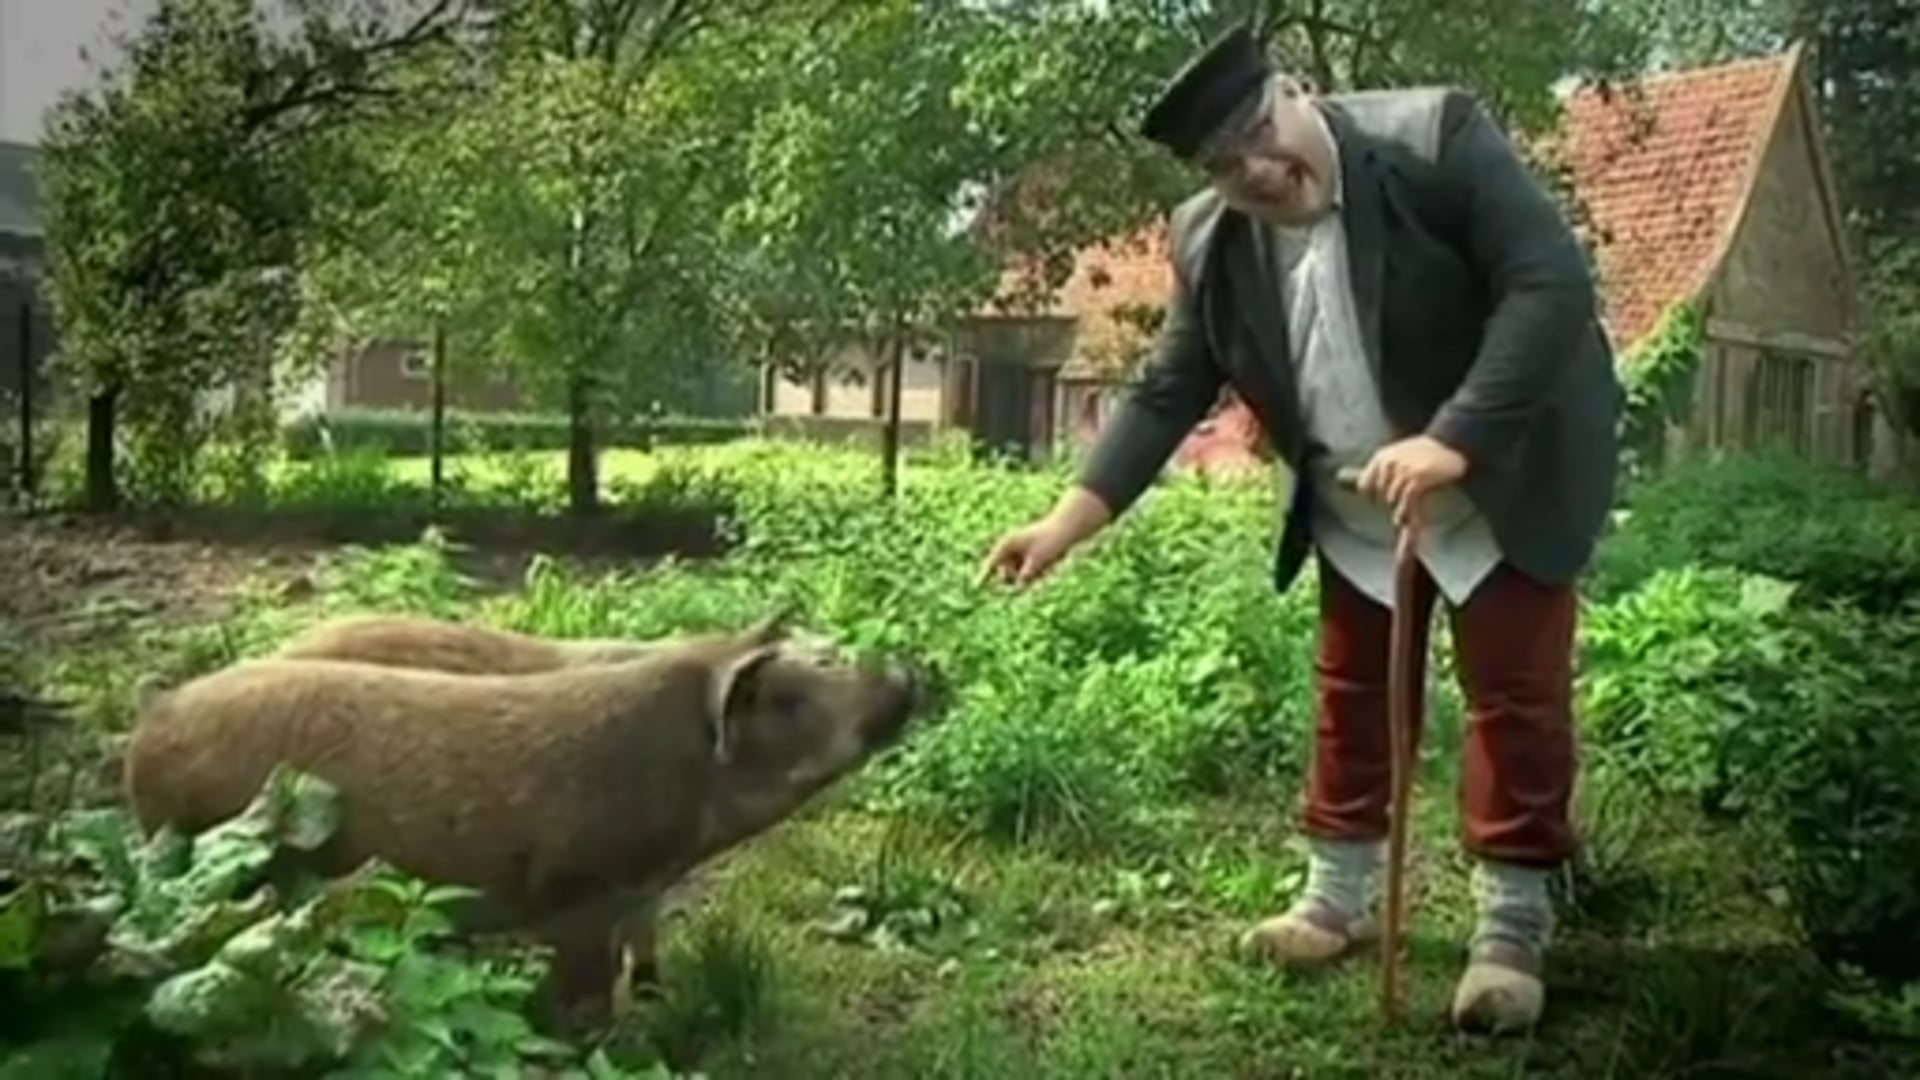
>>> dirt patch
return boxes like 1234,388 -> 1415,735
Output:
2,502 -> 735,661
2,509 -> 332,658
111,502 -> 733,562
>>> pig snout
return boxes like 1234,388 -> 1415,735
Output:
859,656 -> 943,745
901,659 -> 948,715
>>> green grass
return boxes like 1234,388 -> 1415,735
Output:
588,785 -> 1839,1079
17,439 -> 1920,1078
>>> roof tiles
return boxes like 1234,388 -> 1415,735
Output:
1545,52 -> 1790,347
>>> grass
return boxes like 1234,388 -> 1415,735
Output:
595,786 -> 1839,1079
13,439 -> 1920,1078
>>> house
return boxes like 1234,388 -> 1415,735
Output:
318,340 -> 523,416
754,315 -> 1080,456
767,44 -> 1874,476
1184,42 -> 1879,474
1548,42 -> 1876,471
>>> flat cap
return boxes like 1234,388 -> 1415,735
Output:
1139,24 -> 1277,161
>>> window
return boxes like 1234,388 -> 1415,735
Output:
1743,350 -> 1813,456
399,348 -> 431,380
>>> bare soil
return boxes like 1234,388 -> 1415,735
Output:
1,509 -> 331,657
1,504 -> 728,659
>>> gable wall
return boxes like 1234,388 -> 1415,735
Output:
1696,80 -> 1870,467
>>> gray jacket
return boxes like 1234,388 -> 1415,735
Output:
1077,87 -> 1624,591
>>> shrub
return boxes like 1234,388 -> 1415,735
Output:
1761,603 -> 1920,986
1590,451 -> 1920,610
1579,565 -> 1920,984
0,766 -> 643,1076
281,407 -> 755,460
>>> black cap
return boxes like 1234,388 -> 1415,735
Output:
1139,24 -> 1276,161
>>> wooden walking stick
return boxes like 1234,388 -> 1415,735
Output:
1336,465 -> 1424,1024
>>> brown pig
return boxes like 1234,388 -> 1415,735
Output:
262,609 -> 770,992
270,612 -> 675,674
122,614 -> 937,1035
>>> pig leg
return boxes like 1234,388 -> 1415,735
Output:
617,893 -> 664,997
526,896 -> 629,1038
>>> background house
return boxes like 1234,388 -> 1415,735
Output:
1550,41 -> 1877,472
764,43 -> 1878,476
756,316 -> 1077,458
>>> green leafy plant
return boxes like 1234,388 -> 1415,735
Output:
2,765 -> 638,1075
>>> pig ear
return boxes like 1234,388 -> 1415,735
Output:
742,605 -> 797,646
706,644 -> 780,764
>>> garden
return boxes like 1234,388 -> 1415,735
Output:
8,0 -> 1920,1075
7,435 -> 1920,1078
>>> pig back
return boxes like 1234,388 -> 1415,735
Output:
272,614 -> 575,675
123,656 -> 725,909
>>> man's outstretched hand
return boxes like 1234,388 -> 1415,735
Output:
977,487 -> 1114,589
978,519 -> 1077,588
1352,435 -> 1468,526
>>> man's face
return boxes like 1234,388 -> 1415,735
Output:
1195,76 -> 1337,226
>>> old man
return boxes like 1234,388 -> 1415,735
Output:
980,24 -> 1622,1033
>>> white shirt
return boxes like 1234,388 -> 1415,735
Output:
1279,111 -> 1503,611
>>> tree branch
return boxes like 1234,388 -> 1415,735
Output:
239,0 -> 482,132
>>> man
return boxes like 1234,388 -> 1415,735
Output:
979,24 -> 1622,1034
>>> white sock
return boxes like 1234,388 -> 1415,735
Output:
1471,859 -> 1555,955
1297,837 -> 1384,921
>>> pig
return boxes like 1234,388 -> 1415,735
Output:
122,613 -> 937,1035
262,609 -> 756,992
270,612 -> 673,674
267,612 -> 792,958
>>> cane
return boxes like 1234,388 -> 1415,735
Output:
1334,465 -> 1423,1024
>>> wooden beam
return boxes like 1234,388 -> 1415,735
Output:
1705,318 -> 1850,361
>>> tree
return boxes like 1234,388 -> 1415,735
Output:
36,0 -> 487,508
727,0 -> 1023,495
305,0 -> 772,515
944,0 -> 1653,391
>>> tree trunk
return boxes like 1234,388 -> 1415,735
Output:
15,298 -> 31,501
567,370 -> 599,516
85,385 -> 118,512
429,323 -> 447,514
881,331 -> 905,499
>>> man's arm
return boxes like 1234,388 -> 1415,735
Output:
1422,91 -> 1599,470
1071,204 -> 1225,524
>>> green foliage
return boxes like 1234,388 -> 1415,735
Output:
15,437 -> 1920,1072
1578,566 -> 1803,814
36,0 -> 475,507
1617,299 -> 1707,477
281,407 -> 754,460
725,0 -> 1011,372
1578,564 -> 1920,986
2,763 -> 640,1075
302,0 -> 771,514
1591,450 -> 1920,608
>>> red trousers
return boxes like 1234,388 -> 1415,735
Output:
1299,553 -> 1580,867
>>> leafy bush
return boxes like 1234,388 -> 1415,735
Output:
281,407 -> 755,460
1579,565 -> 1920,985
1,765 -> 657,1076
1591,451 -> 1920,610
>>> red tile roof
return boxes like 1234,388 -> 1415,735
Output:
1026,49 -> 1797,378
1541,51 -> 1792,347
